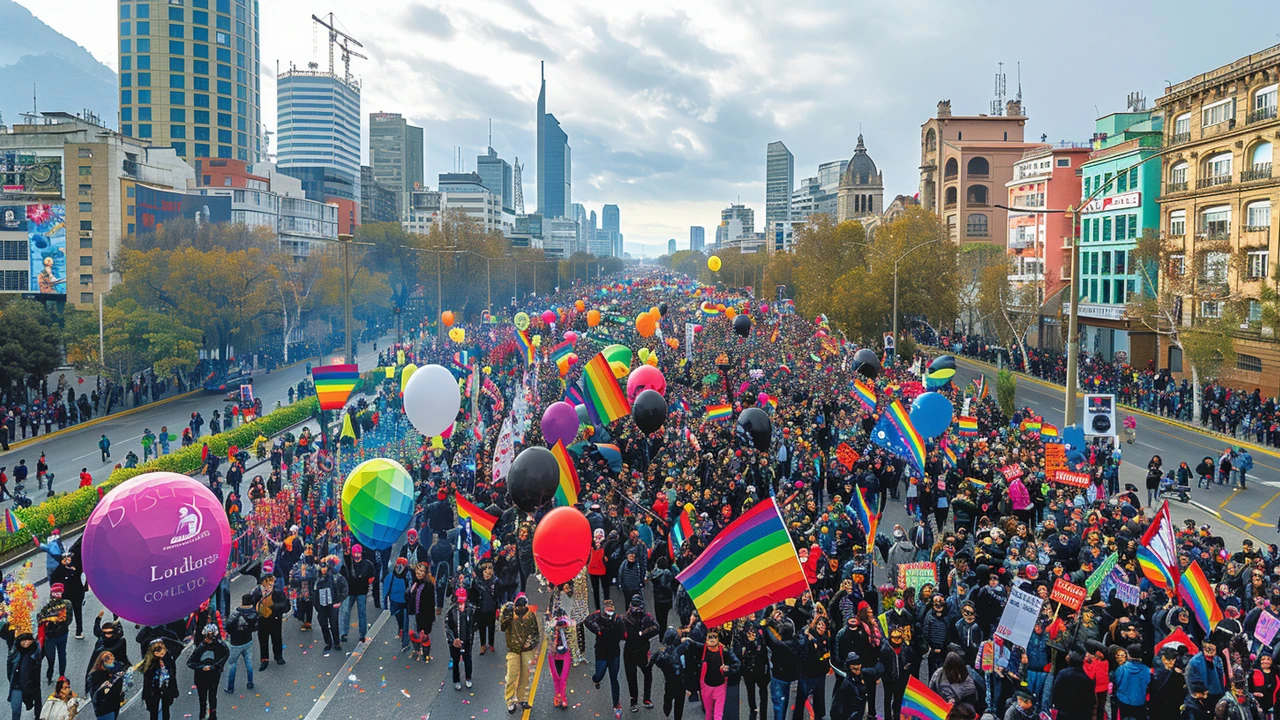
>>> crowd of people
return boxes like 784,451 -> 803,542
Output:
3,271 -> 1279,720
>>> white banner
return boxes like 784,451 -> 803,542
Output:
685,322 -> 695,362
994,588 -> 1043,649
491,416 -> 514,483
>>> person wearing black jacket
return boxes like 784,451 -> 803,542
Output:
793,616 -> 833,720
584,599 -> 625,715
36,584 -> 72,683
49,555 -> 86,639
764,612 -> 801,720
223,595 -> 258,693
86,649 -> 125,720
470,564 -> 500,655
1149,647 -> 1186,720
648,557 -> 676,629
622,595 -> 660,712
187,624 -> 229,720
648,630 -> 685,720
2,626 -> 40,720
429,535 -> 455,610
249,571 -> 288,670
87,613 -> 130,680
878,626 -> 916,720
314,558 -> 348,656
1051,652 -> 1097,720
921,595 -> 955,677
445,588 -> 476,689
735,619 -> 770,720
341,545 -> 379,644
140,638 -> 179,720
832,652 -> 868,720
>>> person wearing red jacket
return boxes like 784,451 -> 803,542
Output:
78,468 -> 93,488
588,528 -> 608,610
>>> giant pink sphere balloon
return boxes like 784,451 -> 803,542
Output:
541,310 -> 557,325
625,364 -> 667,403
82,472 -> 232,626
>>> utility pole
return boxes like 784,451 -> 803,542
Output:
98,292 -> 105,368
1064,218 -> 1082,426
891,237 -> 945,352
436,250 -> 442,347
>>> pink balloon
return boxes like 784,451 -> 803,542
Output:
541,310 -> 557,325
564,330 -> 578,345
693,324 -> 704,333
82,472 -> 232,626
758,392 -> 769,406
625,364 -> 667,402
760,303 -> 770,314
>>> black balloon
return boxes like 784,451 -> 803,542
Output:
658,302 -> 668,317
853,348 -> 881,379
732,314 -> 752,338
737,406 -> 772,452
507,446 -> 560,513
632,389 -> 668,435
861,415 -> 877,435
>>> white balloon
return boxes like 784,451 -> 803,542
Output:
402,363 -> 461,437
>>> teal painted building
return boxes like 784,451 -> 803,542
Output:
1076,110 -> 1164,363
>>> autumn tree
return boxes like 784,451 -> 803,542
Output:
790,215 -> 868,320
976,256 -> 1040,365
65,299 -> 201,384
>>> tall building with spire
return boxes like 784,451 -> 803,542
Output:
836,134 -> 884,222
536,61 -> 571,218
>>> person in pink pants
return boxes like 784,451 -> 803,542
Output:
694,628 -> 740,720
547,607 -> 573,709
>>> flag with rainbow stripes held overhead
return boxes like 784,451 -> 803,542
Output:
704,404 -> 732,422
311,363 -> 360,411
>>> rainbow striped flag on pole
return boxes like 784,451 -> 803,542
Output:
580,352 -> 631,425
550,440 -> 580,507
956,416 -> 979,435
455,493 -> 497,558
514,329 -> 536,365
1178,560 -> 1223,632
851,379 -> 878,412
676,498 -> 809,628
971,375 -> 989,400
311,364 -> 360,411
903,676 -> 952,720
669,504 -> 695,556
2,509 -> 23,534
872,399 -> 927,476
704,404 -> 732,422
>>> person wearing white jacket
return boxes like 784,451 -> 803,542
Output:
39,677 -> 79,720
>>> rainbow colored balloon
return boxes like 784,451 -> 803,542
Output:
341,458 -> 414,551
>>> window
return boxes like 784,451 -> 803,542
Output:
1250,300 -> 1264,324
78,220 -> 92,231
1246,201 -> 1271,230
138,107 -> 151,121
1101,251 -> 1112,275
78,202 -> 92,212
1248,250 -> 1269,279
169,57 -> 184,71
1203,251 -> 1229,283
1102,217 -> 1112,242
79,256 -> 93,267
138,124 -> 152,139
169,23 -> 184,38
169,40 -> 184,55
78,166 -> 92,176
1251,141 -> 1272,169
1200,300 -> 1224,318
1255,84 -> 1278,121
79,274 -> 94,286
1202,206 -> 1231,238
967,157 -> 990,176
1168,345 -> 1183,373
169,6 -> 184,20
1202,98 -> 1235,127
1115,250 -> 1127,275
170,91 -> 185,106
1205,152 -> 1233,180
170,125 -> 186,138
1238,353 -> 1263,372
1117,172 -> 1128,193
1169,210 -> 1186,237
79,238 -> 92,249
136,72 -> 150,87
966,185 -> 988,205
78,184 -> 91,196
1127,213 -> 1138,239
1057,158 -> 1071,167
965,214 -> 988,237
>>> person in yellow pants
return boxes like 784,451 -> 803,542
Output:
500,594 -> 541,714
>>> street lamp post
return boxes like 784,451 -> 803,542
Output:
891,237 -> 946,352
335,234 -> 374,363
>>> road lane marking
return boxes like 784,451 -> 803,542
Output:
303,609 -> 391,720
1190,501 -> 1222,518
1260,491 -> 1280,512
520,630 -> 549,719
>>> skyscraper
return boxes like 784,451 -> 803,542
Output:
668,238 -> 677,255
118,0 -> 261,163
276,65 -> 361,233
536,62 -> 571,218
369,112 -> 424,219
716,204 -> 754,245
477,146 -> 514,213
690,226 -> 705,252
572,203 -> 588,254
766,141 -> 794,227
601,204 -> 620,257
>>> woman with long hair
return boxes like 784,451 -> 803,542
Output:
407,562 -> 436,663
86,651 -> 125,720
40,676 -> 79,720
138,639 -> 178,720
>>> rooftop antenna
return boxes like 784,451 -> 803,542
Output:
991,62 -> 1006,116
488,119 -> 493,150
1126,91 -> 1147,112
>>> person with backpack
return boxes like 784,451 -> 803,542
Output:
223,595 -> 258,693
685,626 -> 740,720
249,568 -> 287,671
1236,448 -> 1253,490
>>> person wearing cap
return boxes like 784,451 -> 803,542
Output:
426,489 -> 454,539
36,583 -> 71,683
399,529 -> 430,566
2,624 -> 41,720
139,636 -> 178,720
1004,690 -> 1036,720
223,594 -> 259,693
249,571 -> 287,671
445,588 -> 476,691
313,557 -> 348,656
186,624 -> 228,720
831,652 -> 867,720
500,594 -> 540,713
340,544 -> 378,645
384,557 -> 412,654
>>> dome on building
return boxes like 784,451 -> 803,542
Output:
843,134 -> 879,186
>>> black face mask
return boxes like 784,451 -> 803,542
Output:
515,606 -> 528,616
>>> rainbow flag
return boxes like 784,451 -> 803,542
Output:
1137,545 -> 1174,589
1178,560 -> 1222,632
455,493 -> 497,557
676,498 -> 809,628
564,383 -> 586,407
956,416 -> 978,436
580,353 -> 631,425
943,443 -> 958,468
851,379 -> 877,412
705,404 -> 732,422
971,375 -> 988,400
847,487 -> 880,552
514,329 -> 536,365
669,503 -> 695,556
3,509 -> 23,534
550,440 -> 580,507
903,675 -> 952,720
1020,419 -> 1042,433
874,399 -> 926,476
1040,423 -> 1060,440
550,340 -> 573,362
764,395 -> 779,412
700,301 -> 721,317
312,364 -> 360,411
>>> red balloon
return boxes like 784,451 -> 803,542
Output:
625,364 -> 667,402
541,310 -> 557,325
533,507 -> 591,585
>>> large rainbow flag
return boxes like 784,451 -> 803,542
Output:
312,364 -> 360,411
550,340 -> 573,363
676,497 -> 808,628
550,440 -> 580,507
956,416 -> 979,435
1178,560 -> 1222,632
580,353 -> 631,425
872,399 -> 926,476
705,404 -> 732,422
515,329 -> 536,365
1141,501 -> 1179,593
903,676 -> 952,720
455,493 -> 497,558
851,379 -> 877,412
848,486 -> 880,552
1137,545 -> 1175,589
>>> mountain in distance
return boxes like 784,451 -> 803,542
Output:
0,0 -> 117,129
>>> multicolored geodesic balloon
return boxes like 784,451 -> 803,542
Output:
341,458 -> 414,551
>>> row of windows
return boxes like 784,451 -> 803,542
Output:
1166,142 -> 1272,185
1083,167 -> 1141,197
1166,202 -> 1271,236
1078,278 -> 1136,305
1080,249 -> 1132,278
1082,213 -> 1141,243
1171,85 -> 1277,137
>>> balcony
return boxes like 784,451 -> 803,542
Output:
967,172 -> 990,180
1243,225 -> 1272,233
1248,105 -> 1278,124
965,228 -> 990,239
1197,174 -> 1233,190
1165,181 -> 1188,193
1241,163 -> 1273,183
943,201 -> 957,210
968,200 -> 990,208
1169,131 -> 1192,145
1199,229 -> 1232,241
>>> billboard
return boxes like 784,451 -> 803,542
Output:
0,205 -> 27,232
26,204 -> 66,296
135,186 -> 232,232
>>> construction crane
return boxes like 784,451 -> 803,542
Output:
311,13 -> 366,84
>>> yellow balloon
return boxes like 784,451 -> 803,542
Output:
532,334 -> 542,347
514,312 -> 530,331
645,355 -> 658,367
708,256 -> 722,272
609,360 -> 630,379
483,366 -> 492,374
638,348 -> 650,362
401,363 -> 418,388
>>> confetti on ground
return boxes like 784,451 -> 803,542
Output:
401,690 -> 411,699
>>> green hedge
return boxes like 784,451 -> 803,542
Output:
0,397 -> 320,555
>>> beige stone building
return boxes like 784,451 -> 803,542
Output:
836,134 -> 883,222
1155,44 -> 1280,389
918,100 -> 1048,245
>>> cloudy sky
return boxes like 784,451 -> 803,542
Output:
17,0 -> 1280,256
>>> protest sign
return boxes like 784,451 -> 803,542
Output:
1044,443 -> 1067,476
836,443 -> 860,471
1052,470 -> 1091,489
897,562 -> 937,591
1085,553 -> 1119,595
1256,611 -> 1280,647
994,588 -> 1044,649
1115,581 -> 1141,606
1050,579 -> 1087,610
999,465 -> 1024,482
